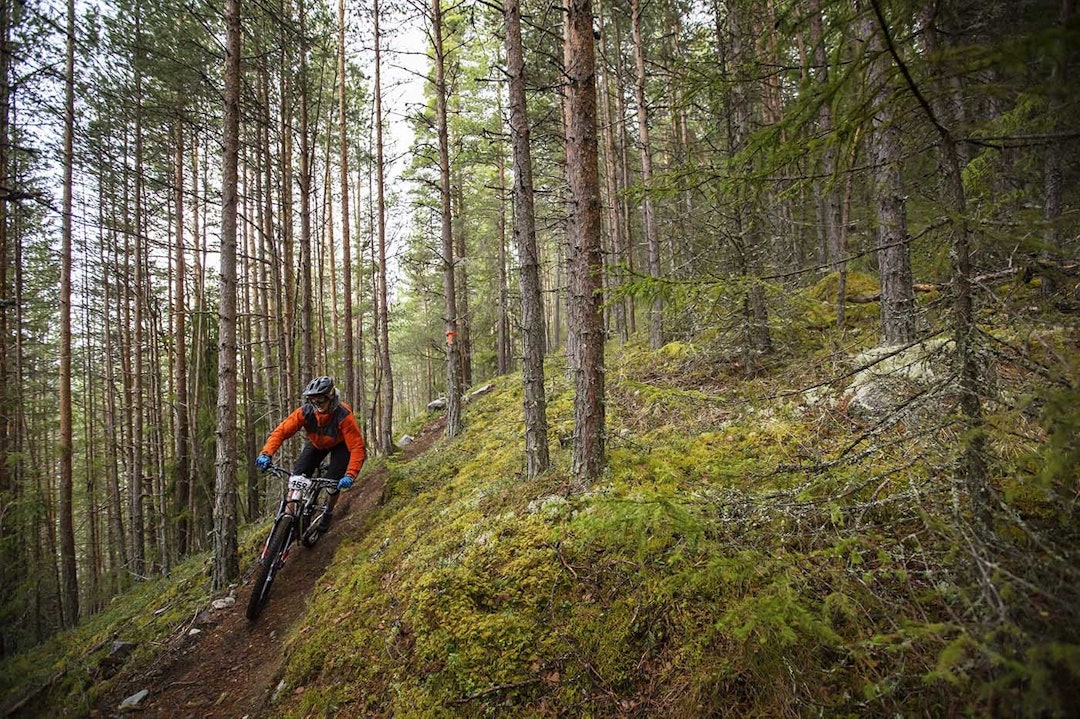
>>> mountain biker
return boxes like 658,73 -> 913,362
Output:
255,376 -> 366,532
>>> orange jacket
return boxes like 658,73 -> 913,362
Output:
260,401 -> 366,478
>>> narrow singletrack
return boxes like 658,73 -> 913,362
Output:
91,417 -> 444,718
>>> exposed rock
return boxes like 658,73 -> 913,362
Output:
211,596 -> 236,610
118,689 -> 149,711
842,339 -> 952,423
427,398 -> 447,412
398,434 -> 414,447
466,383 -> 495,401
193,609 -> 215,626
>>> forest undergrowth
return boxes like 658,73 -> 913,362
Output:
2,274 -> 1078,718
271,275 -> 1080,717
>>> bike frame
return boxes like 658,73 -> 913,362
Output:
247,465 -> 338,620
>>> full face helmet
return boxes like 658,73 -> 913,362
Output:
302,376 -> 339,413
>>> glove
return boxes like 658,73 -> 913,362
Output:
338,476 -> 354,491
255,453 -> 272,470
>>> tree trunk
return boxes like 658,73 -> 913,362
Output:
860,6 -> 915,347
564,0 -> 606,487
298,0 -> 314,380
452,165 -> 472,390
631,0 -> 663,349
596,0 -> 628,343
173,117 -> 191,555
373,0 -> 395,453
130,12 -> 146,576
338,0 -> 356,403
495,104 -> 511,376
213,0 -> 242,590
1041,0 -> 1072,296
433,0 -> 463,438
99,198 -> 128,593
58,0 -> 79,626
809,0 -> 847,326
505,0 -> 550,478
909,0 -> 990,533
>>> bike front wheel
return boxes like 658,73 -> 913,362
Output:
246,515 -> 293,621
300,488 -> 328,548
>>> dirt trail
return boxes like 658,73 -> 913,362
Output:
90,417 -> 444,719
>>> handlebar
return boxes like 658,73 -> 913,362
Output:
262,465 -> 340,489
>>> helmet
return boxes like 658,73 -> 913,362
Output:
303,376 -> 339,414
302,376 -> 335,398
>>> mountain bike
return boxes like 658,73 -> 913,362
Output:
246,464 -> 339,621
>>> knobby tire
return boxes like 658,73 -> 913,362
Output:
246,515 -> 293,621
300,487 -> 327,548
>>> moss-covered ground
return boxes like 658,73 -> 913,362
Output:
3,275 -> 1077,718
269,279 -> 1080,718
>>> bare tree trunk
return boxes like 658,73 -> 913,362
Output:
58,0 -> 79,626
278,8 -> 296,400
631,0 -> 663,349
504,0 -> 549,478
242,155 -> 259,522
298,0 -> 314,380
373,0 -> 395,453
452,165 -> 472,390
214,0 -> 242,590
99,194 -> 127,593
433,0 -> 463,438
495,100 -> 511,376
860,5 -> 915,347
130,12 -> 146,576
355,159 -> 370,435
610,16 -> 636,336
190,138 -> 210,550
565,0 -> 605,487
596,0 -> 628,343
173,117 -> 191,555
1041,0 -> 1073,296
809,0 -> 847,326
338,0 -> 356,403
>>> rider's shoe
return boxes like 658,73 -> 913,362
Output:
317,509 -> 333,532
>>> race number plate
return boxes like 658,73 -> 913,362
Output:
288,476 -> 311,491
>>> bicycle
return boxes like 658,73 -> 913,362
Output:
246,464 -> 340,621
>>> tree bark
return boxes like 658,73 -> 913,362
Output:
373,0 -> 395,453
564,0 -> 606,487
495,101 -> 511,376
173,116 -> 191,555
631,0 -> 663,349
298,0 -> 314,380
58,0 -> 79,626
860,6 -> 915,347
213,0 -> 242,590
130,9 -> 146,576
433,0 -> 463,438
338,0 -> 356,404
809,0 -> 847,326
504,0 -> 550,478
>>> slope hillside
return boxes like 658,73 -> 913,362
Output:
3,276 -> 1078,718
0,419 -> 446,718
265,282 -> 1078,717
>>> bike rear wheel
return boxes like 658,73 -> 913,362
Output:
246,515 -> 293,621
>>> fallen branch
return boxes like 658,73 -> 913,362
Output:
453,678 -> 541,704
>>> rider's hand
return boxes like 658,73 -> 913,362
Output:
338,476 -> 354,491
255,453 -> 272,470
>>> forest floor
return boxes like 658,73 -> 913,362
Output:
88,416 -> 445,719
